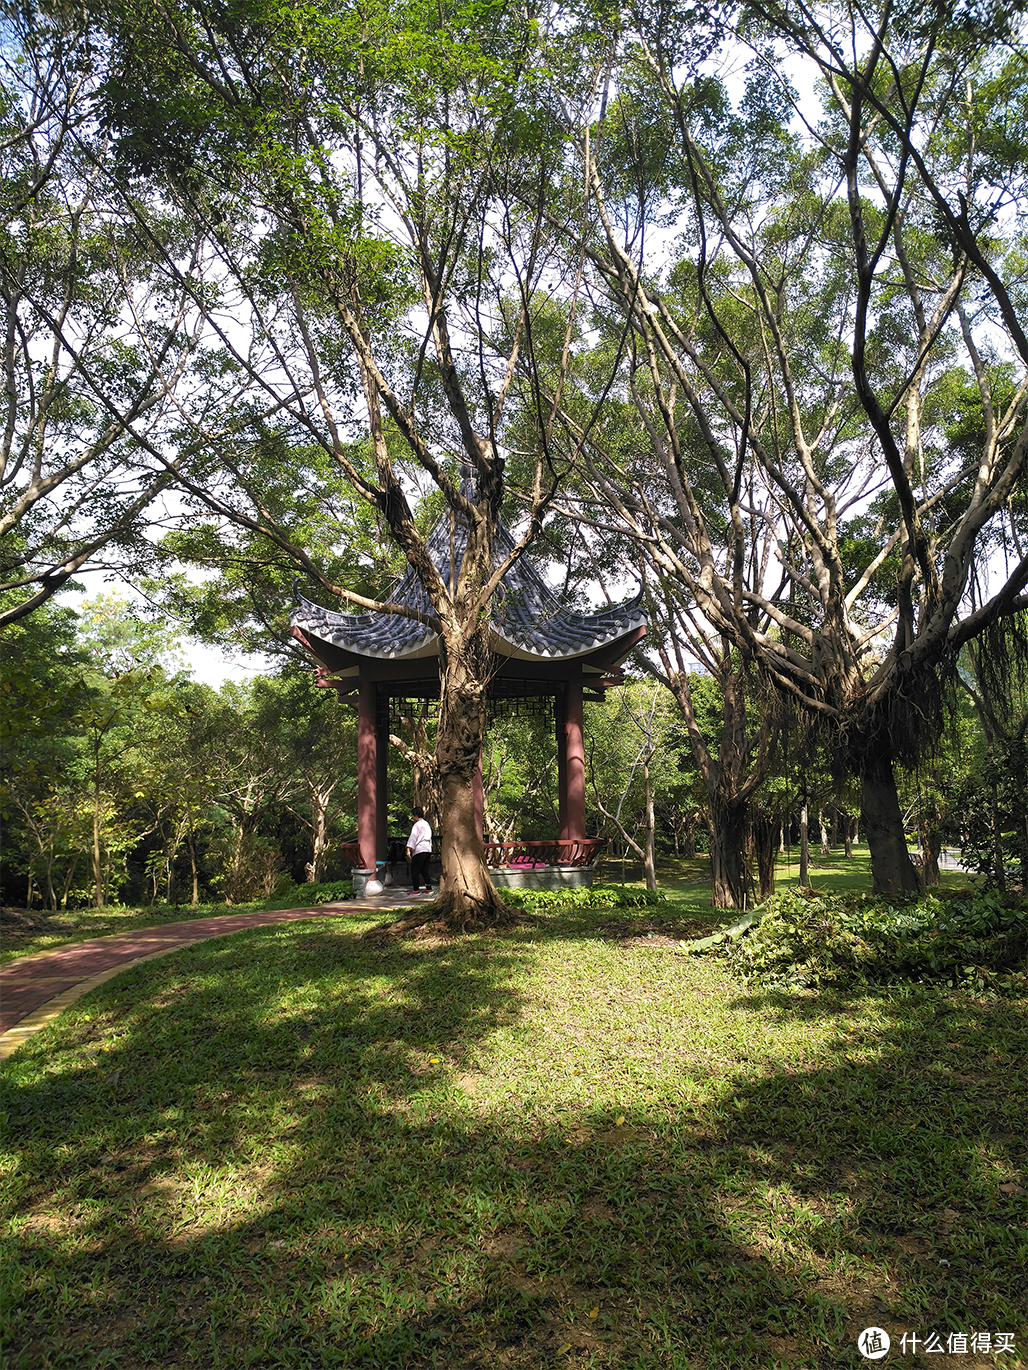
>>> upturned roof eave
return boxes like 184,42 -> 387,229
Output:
290,613 -> 647,669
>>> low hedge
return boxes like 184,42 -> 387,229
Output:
500,883 -> 666,912
713,887 -> 1027,993
263,880 -> 354,910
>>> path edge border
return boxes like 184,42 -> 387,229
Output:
0,940 -> 208,1061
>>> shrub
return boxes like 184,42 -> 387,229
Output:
501,883 -> 666,913
716,887 -> 1027,992
263,880 -> 353,911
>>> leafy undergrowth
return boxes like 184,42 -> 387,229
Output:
719,889 -> 1028,995
2,910 -> 1025,1369
264,880 -> 355,911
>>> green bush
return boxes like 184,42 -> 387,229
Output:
719,887 -> 1027,992
501,883 -> 666,912
263,880 -> 353,911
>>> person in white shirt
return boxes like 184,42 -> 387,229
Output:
406,807 -> 433,894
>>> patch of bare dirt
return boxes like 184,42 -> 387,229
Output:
1,906 -> 77,940
597,918 -> 719,946
580,1196 -> 616,1222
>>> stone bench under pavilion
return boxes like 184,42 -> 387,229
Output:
290,513 -> 646,891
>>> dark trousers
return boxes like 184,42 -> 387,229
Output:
410,852 -> 431,889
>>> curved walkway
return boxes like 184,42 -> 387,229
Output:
0,893 -> 426,1059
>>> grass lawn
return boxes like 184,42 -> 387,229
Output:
601,845 -> 975,920
2,887 -> 1025,1368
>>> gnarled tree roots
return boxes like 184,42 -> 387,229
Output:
372,891 -> 534,938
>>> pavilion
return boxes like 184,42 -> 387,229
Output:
290,512 -> 646,882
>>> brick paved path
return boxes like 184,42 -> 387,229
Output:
0,893 -> 427,1056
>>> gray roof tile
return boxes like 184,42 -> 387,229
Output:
290,516 -> 645,662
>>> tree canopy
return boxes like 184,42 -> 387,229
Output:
2,0 -> 1026,905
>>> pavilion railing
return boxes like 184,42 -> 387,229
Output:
342,837 -> 605,870
340,841 -> 370,870
484,838 -> 605,868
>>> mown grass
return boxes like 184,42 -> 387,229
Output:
601,846 -> 973,921
2,899 -> 1025,1369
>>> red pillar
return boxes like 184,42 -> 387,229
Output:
556,687 -> 568,836
357,673 -> 377,869
376,707 -> 389,863
473,752 -> 484,841
562,671 -> 586,841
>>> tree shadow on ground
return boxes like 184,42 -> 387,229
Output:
2,918 -> 1024,1369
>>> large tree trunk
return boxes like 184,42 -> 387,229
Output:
431,626 -> 511,927
751,814 -> 776,900
709,794 -> 749,909
860,753 -> 921,894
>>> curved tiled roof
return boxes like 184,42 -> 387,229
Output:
290,515 -> 645,663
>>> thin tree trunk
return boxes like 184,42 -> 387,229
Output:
683,812 -> 696,859
843,813 -> 853,858
921,829 -> 942,887
819,809 -> 830,856
92,772 -> 104,909
799,800 -> 809,887
990,775 -> 1006,892
860,753 -> 921,894
60,857 -> 79,911
642,752 -> 656,892
187,822 -> 199,906
305,783 -> 333,884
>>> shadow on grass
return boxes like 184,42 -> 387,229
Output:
1,917 -> 1025,1369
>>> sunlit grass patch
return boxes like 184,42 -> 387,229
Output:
2,911 -> 1025,1368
